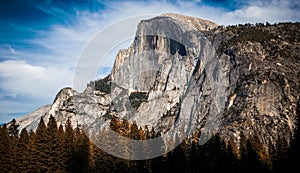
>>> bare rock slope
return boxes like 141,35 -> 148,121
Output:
15,13 -> 300,159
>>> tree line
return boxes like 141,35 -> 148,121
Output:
0,114 -> 299,173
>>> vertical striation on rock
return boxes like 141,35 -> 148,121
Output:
12,14 -> 300,163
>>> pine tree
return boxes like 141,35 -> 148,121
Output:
14,128 -> 30,172
207,134 -> 226,172
138,127 -> 145,140
29,129 -> 35,140
274,109 -> 300,172
8,118 -> 19,172
240,137 -> 268,173
129,122 -> 140,140
0,124 -> 11,172
151,130 -> 165,173
8,118 -> 19,139
110,116 -> 119,132
72,125 -> 90,173
144,125 -> 150,139
46,115 -> 62,172
189,139 -> 201,173
121,119 -> 130,136
64,118 -> 75,172
286,109 -> 300,172
57,124 -> 67,172
28,129 -> 36,171
219,138 -> 237,172
89,141 -> 105,173
150,127 -> 156,139
31,117 -> 49,172
172,134 -> 186,173
137,126 -> 152,173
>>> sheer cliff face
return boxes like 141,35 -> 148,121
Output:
16,14 -> 299,157
110,14 -> 223,133
208,24 -> 300,151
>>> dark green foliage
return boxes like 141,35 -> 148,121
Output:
129,91 -> 148,110
109,115 -> 119,132
129,122 -> 139,140
94,75 -> 111,94
210,22 -> 300,56
46,115 -> 64,172
64,118 -> 75,172
30,117 -> 49,172
0,124 -> 11,172
14,128 -> 30,172
272,99 -> 300,173
57,124 -> 67,170
240,139 -> 269,173
0,114 -> 299,172
71,126 -> 90,173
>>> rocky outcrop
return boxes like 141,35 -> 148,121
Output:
161,13 -> 218,31
14,14 -> 300,161
18,87 -> 111,133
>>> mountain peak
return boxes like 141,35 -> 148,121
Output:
11,14 -> 300,168
160,13 -> 218,31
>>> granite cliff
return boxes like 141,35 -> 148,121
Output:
13,13 -> 300,163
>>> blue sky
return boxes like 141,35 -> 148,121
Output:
0,0 -> 299,123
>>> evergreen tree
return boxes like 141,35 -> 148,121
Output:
144,125 -> 150,139
286,109 -> 300,172
138,127 -> 145,140
8,118 -> 19,138
0,124 -> 11,172
14,128 -> 30,172
129,122 -> 140,140
150,127 -> 156,139
57,124 -> 67,172
138,126 -> 152,173
121,119 -> 130,136
110,116 -> 119,132
29,129 -> 35,140
189,140 -> 201,173
72,126 -> 90,173
151,130 -> 165,173
7,118 -> 19,171
274,105 -> 300,172
64,118 -> 75,172
89,141 -> 106,173
27,129 -> 36,171
31,117 -> 49,172
46,115 -> 63,172
169,134 -> 186,173
240,138 -> 268,173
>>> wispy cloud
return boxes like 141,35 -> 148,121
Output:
219,0 -> 300,24
6,45 -> 16,56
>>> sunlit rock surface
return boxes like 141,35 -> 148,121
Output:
14,13 -> 300,158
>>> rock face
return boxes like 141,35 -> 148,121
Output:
206,24 -> 300,151
19,86 -> 111,133
111,14 -> 222,133
161,13 -> 218,31
14,13 -> 300,159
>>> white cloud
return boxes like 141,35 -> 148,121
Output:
0,60 -> 73,99
218,0 -> 300,24
0,59 -> 74,121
